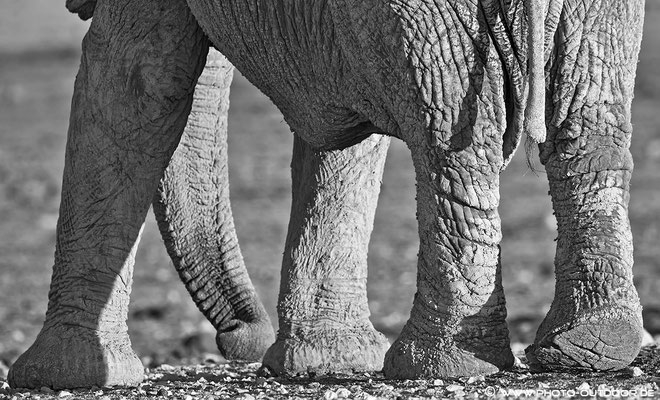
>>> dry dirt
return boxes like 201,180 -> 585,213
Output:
0,1 -> 659,399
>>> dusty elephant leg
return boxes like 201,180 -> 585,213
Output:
262,134 -> 391,376
383,140 -> 513,378
153,48 -> 275,362
8,0 -> 208,389
526,0 -> 645,372
382,37 -> 515,375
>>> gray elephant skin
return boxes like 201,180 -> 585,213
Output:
8,0 -> 647,389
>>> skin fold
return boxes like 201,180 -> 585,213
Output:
9,0 -> 647,389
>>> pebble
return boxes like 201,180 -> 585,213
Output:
160,364 -> 176,372
631,366 -> 644,377
577,382 -> 590,391
58,390 -> 73,397
336,387 -> 351,398
323,389 -> 338,400
446,384 -> 464,392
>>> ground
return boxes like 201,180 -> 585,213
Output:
0,1 -> 659,398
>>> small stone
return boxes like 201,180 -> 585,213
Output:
631,366 -> 644,377
577,382 -> 590,391
467,376 -> 484,384
432,379 -> 444,386
336,388 -> 351,398
157,388 -> 169,396
40,387 -> 53,394
183,395 -> 193,400
234,394 -> 255,400
160,364 -> 175,371
309,382 -> 321,389
446,384 -> 464,392
323,389 -> 338,400
58,390 -> 73,397
1,381 -> 10,390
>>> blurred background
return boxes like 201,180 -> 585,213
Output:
1,0 -> 658,369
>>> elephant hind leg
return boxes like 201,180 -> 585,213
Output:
526,0 -> 645,372
383,139 -> 513,379
153,49 -> 274,362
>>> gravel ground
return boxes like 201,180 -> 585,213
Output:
1,346 -> 659,400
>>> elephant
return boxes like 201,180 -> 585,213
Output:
9,0 -> 647,389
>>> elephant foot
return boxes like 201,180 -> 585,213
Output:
261,326 -> 390,376
9,324 -> 143,389
383,322 -> 513,379
525,304 -> 643,371
215,315 -> 276,361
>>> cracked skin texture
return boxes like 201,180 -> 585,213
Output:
186,0 -> 645,377
10,0 -> 647,388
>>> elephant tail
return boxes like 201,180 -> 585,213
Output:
66,0 -> 97,20
523,0 -> 547,144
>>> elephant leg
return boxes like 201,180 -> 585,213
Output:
262,134 -> 391,376
153,48 -> 275,362
383,55 -> 515,377
383,142 -> 513,379
9,0 -> 208,389
526,0 -> 645,371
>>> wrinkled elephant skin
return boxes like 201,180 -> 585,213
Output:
10,0 -> 647,389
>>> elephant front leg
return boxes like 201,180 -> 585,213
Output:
8,0 -> 209,389
262,134 -> 391,376
526,0 -> 645,372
